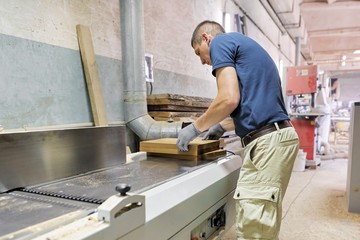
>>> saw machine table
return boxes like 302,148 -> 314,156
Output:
0,126 -> 242,240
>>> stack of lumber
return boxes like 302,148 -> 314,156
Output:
147,94 -> 212,122
140,138 -> 226,161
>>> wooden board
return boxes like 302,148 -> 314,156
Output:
147,105 -> 207,112
147,153 -> 198,160
76,24 -> 108,126
139,138 -> 220,157
147,149 -> 227,161
148,111 -> 202,122
147,94 -> 212,108
199,149 -> 227,160
148,111 -> 203,118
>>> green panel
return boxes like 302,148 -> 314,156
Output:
0,33 -> 123,129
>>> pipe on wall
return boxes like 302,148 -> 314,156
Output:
295,36 -> 301,66
120,0 -> 183,140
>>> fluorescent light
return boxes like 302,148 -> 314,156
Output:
354,50 -> 360,54
279,59 -> 284,83
342,55 -> 347,60
341,61 -> 346,66
224,13 -> 231,32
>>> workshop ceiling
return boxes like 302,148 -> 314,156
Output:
300,0 -> 360,76
266,0 -> 360,77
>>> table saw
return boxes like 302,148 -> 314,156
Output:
0,125 -> 241,240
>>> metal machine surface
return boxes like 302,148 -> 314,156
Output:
0,125 -> 242,240
0,126 -> 126,193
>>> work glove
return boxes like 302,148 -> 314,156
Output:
177,123 -> 202,151
202,123 -> 225,140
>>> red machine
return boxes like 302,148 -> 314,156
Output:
286,65 -> 319,165
291,117 -> 317,161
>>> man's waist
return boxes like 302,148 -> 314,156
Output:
241,120 -> 293,147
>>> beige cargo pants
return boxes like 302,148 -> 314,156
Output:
234,125 -> 299,240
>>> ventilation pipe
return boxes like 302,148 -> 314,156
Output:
295,36 -> 301,66
120,0 -> 183,140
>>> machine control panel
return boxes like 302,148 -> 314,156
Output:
190,205 -> 226,240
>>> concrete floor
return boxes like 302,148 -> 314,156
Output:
220,141 -> 360,240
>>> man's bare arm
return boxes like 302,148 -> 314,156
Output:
194,66 -> 240,132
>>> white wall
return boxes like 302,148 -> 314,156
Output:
0,0 -> 298,130
0,0 -> 121,59
0,0 -> 297,73
144,0 -> 222,82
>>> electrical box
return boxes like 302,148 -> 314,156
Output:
145,53 -> 154,82
286,65 -> 317,96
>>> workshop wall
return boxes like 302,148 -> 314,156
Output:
0,0 -> 123,131
143,0 -> 221,96
145,0 -> 296,95
0,0 -> 297,132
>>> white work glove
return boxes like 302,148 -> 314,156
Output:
177,123 -> 202,151
202,123 -> 225,140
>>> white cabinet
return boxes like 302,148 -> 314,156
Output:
347,102 -> 360,213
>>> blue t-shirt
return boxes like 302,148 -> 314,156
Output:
211,32 -> 289,138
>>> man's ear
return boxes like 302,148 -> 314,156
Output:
201,32 -> 207,41
201,32 -> 211,45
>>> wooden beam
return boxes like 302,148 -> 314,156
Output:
76,24 -> 108,126
147,94 -> 213,107
139,138 -> 220,157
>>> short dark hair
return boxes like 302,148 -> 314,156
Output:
191,20 -> 225,47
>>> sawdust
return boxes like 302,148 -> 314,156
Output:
220,158 -> 360,240
0,195 -> 50,214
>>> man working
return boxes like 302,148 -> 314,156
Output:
177,20 -> 299,239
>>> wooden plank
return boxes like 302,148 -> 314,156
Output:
199,149 -> 227,161
147,94 -> 212,108
139,138 -> 220,156
76,24 -> 108,126
153,117 -> 199,123
147,149 -> 226,161
149,111 -> 202,122
148,111 -> 203,118
147,105 -> 207,112
147,152 -> 198,161
148,111 -> 200,118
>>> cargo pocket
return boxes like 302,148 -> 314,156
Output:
233,185 -> 280,239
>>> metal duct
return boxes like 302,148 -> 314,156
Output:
120,0 -> 183,140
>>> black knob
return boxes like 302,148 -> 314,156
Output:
115,183 -> 131,196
